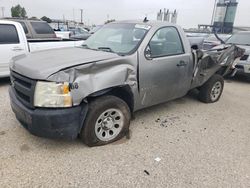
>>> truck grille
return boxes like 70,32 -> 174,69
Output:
10,71 -> 36,109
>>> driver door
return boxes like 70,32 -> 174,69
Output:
139,27 -> 191,107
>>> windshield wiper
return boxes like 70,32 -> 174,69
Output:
97,47 -> 114,53
82,44 -> 90,49
82,44 -> 99,51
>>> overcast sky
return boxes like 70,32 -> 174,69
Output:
0,0 -> 249,28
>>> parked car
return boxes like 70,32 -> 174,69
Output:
225,31 -> 250,77
0,20 -> 85,77
89,25 -> 103,34
55,31 -> 71,39
9,20 -> 244,146
203,34 -> 231,50
4,18 -> 59,40
82,26 -> 90,32
69,28 -> 91,40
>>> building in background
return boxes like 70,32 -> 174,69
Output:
157,9 -> 178,24
157,9 -> 163,21
213,0 -> 238,33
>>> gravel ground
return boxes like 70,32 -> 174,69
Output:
0,77 -> 249,188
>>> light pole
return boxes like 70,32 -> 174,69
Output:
73,8 -> 75,22
211,0 -> 217,25
80,9 -> 83,24
1,7 -> 5,18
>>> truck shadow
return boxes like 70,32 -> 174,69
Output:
23,134 -> 87,150
227,75 -> 250,84
0,77 -> 10,87
134,90 -> 199,120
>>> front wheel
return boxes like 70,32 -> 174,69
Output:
80,95 -> 131,147
198,74 -> 224,103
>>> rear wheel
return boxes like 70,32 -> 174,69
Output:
199,74 -> 224,103
80,95 -> 131,147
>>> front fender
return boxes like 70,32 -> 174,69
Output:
47,56 -> 138,106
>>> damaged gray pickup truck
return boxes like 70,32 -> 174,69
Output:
9,20 -> 244,146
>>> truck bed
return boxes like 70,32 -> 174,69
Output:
29,40 -> 84,52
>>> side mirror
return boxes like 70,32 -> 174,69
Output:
145,45 -> 152,60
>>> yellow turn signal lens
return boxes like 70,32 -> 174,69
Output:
62,84 -> 70,94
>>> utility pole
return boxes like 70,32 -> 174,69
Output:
80,9 -> 83,24
222,1 -> 230,34
0,7 -> 5,18
73,8 -> 75,22
211,0 -> 217,25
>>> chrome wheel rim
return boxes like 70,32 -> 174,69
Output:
210,81 -> 222,101
95,108 -> 124,142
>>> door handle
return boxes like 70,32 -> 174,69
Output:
177,60 -> 187,67
12,47 -> 24,52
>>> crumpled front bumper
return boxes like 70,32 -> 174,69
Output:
9,87 -> 88,140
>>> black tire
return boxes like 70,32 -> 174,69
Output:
246,75 -> 250,82
80,95 -> 131,147
198,74 -> 224,103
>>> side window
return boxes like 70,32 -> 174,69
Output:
149,27 -> 184,57
30,22 -> 54,34
0,24 -> 20,44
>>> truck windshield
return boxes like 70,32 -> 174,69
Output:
226,33 -> 250,46
84,23 -> 149,55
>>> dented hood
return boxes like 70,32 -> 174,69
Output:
10,47 -> 119,80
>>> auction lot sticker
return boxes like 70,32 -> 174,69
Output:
135,24 -> 151,30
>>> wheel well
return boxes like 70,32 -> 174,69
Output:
87,86 -> 134,113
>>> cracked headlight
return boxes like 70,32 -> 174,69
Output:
34,81 -> 72,108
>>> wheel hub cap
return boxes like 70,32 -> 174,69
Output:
102,117 -> 114,130
210,81 -> 222,101
95,108 -> 124,142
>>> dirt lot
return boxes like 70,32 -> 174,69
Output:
0,77 -> 249,187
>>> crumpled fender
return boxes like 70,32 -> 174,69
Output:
47,55 -> 138,106
191,45 -> 245,89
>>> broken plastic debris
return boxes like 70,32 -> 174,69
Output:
154,157 -> 161,162
144,170 -> 150,175
155,118 -> 161,123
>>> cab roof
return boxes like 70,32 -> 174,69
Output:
112,20 -> 178,28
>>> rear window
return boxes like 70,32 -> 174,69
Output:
17,21 -> 28,34
0,24 -> 20,44
30,22 -> 54,34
